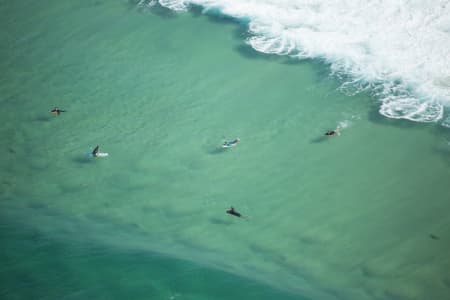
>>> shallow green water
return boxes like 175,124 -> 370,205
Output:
1,1 -> 450,300
0,216 -> 303,300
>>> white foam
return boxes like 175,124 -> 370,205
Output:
441,114 -> 450,128
137,0 -> 158,7
337,120 -> 350,130
158,0 -> 188,11
156,0 -> 450,124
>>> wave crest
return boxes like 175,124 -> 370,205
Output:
155,0 -> 450,124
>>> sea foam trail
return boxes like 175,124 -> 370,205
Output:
151,0 -> 450,124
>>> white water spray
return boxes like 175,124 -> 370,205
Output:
153,0 -> 450,124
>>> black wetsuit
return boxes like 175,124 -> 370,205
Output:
51,108 -> 66,115
325,130 -> 336,136
226,207 -> 242,218
224,139 -> 239,147
92,145 -> 99,157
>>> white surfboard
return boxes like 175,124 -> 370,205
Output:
222,138 -> 240,148
96,152 -> 109,157
222,143 -> 236,148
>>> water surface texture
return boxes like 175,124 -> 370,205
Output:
1,1 -> 450,300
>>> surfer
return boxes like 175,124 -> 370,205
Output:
89,145 -> 108,158
50,107 -> 66,115
325,128 -> 340,136
92,145 -> 100,157
223,138 -> 240,148
226,207 -> 245,218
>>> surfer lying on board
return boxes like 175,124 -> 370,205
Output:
223,138 -> 240,148
325,128 -> 340,136
50,107 -> 66,115
226,207 -> 246,219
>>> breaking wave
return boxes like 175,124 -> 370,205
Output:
142,0 -> 450,125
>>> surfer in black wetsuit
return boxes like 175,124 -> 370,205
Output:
325,128 -> 340,136
50,107 -> 66,115
92,145 -> 100,157
226,207 -> 245,218
223,138 -> 240,147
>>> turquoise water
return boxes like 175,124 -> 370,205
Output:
0,217 -> 301,300
1,1 -> 450,300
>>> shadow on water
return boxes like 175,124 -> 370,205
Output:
35,115 -> 52,122
310,136 -> 327,144
209,217 -> 233,225
207,146 -> 227,155
72,155 -> 93,164
429,234 -> 440,240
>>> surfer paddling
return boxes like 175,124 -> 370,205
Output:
226,207 -> 247,219
325,128 -> 340,137
222,138 -> 240,148
50,107 -> 66,116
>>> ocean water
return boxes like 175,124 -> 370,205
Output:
154,0 -> 450,124
1,1 -> 450,300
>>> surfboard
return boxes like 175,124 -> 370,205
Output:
222,139 -> 240,148
86,152 -> 109,158
222,141 -> 239,148
222,144 -> 235,148
96,152 -> 109,157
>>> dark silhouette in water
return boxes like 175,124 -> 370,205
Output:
50,107 -> 66,115
209,217 -> 233,225
208,147 -> 227,155
325,128 -> 340,136
222,138 -> 240,148
226,207 -> 246,219
92,145 -> 100,157
429,234 -> 439,240
311,136 -> 327,144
